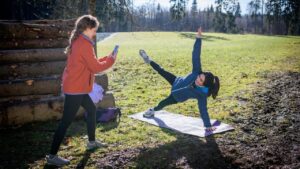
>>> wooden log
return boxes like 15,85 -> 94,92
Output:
0,74 -> 109,97
0,76 -> 61,97
0,93 -> 115,126
95,74 -> 109,89
0,48 -> 66,64
0,20 -> 74,39
0,19 -> 76,25
0,38 -> 68,49
0,61 -> 66,79
0,23 -> 71,39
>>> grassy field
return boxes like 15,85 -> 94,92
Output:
99,32 -> 300,120
0,32 -> 299,168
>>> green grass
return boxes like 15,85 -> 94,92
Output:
98,32 -> 300,120
1,32 -> 299,168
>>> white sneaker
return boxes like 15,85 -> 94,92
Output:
86,140 -> 107,150
143,108 -> 155,118
45,155 -> 70,167
139,49 -> 151,64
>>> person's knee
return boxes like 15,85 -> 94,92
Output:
87,105 -> 96,117
57,120 -> 71,132
90,104 -> 96,114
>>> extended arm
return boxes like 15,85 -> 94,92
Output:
83,43 -> 115,74
197,97 -> 212,128
192,28 -> 203,74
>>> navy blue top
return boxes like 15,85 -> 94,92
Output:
171,38 -> 212,127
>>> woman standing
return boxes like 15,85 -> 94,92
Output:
46,15 -> 117,167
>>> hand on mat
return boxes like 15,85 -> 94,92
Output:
196,27 -> 202,38
205,126 -> 216,132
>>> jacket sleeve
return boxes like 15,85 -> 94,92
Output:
197,97 -> 212,128
192,38 -> 202,74
98,56 -> 109,62
82,43 -> 115,74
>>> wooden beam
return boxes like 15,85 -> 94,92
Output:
0,38 -> 68,49
0,48 -> 66,64
0,74 -> 109,97
0,93 -> 115,126
0,61 -> 66,79
0,21 -> 74,39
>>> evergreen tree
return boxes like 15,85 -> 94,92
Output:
170,0 -> 187,20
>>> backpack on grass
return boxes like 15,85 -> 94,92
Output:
84,107 -> 121,123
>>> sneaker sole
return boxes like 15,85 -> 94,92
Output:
86,144 -> 107,150
139,50 -> 149,59
143,114 -> 154,118
46,161 -> 68,167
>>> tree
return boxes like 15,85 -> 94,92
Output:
170,0 -> 187,20
248,0 -> 261,33
261,0 -> 265,33
282,0 -> 300,35
191,0 -> 198,30
235,2 -> 241,17
213,0 -> 226,32
223,0 -> 239,33
95,0 -> 132,32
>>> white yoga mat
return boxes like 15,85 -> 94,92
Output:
129,110 -> 234,137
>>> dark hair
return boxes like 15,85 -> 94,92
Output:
203,72 -> 220,99
65,15 -> 100,55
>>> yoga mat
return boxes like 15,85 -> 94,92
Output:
129,110 -> 234,137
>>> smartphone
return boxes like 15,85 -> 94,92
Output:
112,45 -> 119,55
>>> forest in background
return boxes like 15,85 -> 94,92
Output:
0,0 -> 299,35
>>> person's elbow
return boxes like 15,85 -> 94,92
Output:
93,59 -> 115,73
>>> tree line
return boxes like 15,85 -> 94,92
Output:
1,0 -> 299,35
97,0 -> 299,35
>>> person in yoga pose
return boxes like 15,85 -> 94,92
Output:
139,27 -> 220,133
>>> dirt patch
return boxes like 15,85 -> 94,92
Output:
225,71 -> 300,169
94,71 -> 300,169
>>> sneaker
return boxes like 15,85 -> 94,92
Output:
86,140 -> 107,150
45,155 -> 70,167
143,108 -> 155,118
139,49 -> 151,64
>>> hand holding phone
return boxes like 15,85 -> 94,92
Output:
112,45 -> 119,58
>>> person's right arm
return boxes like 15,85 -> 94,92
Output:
82,43 -> 115,74
192,27 -> 203,74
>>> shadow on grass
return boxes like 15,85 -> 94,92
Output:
134,134 -> 237,168
272,35 -> 300,39
0,117 -> 120,169
131,116 -> 237,168
180,33 -> 230,41
75,149 -> 97,169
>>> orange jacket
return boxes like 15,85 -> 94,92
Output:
62,34 -> 115,94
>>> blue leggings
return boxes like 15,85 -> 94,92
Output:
150,61 -> 178,111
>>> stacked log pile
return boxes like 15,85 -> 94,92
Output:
0,20 -> 115,126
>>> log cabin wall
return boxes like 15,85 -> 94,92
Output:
0,19 -> 115,126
